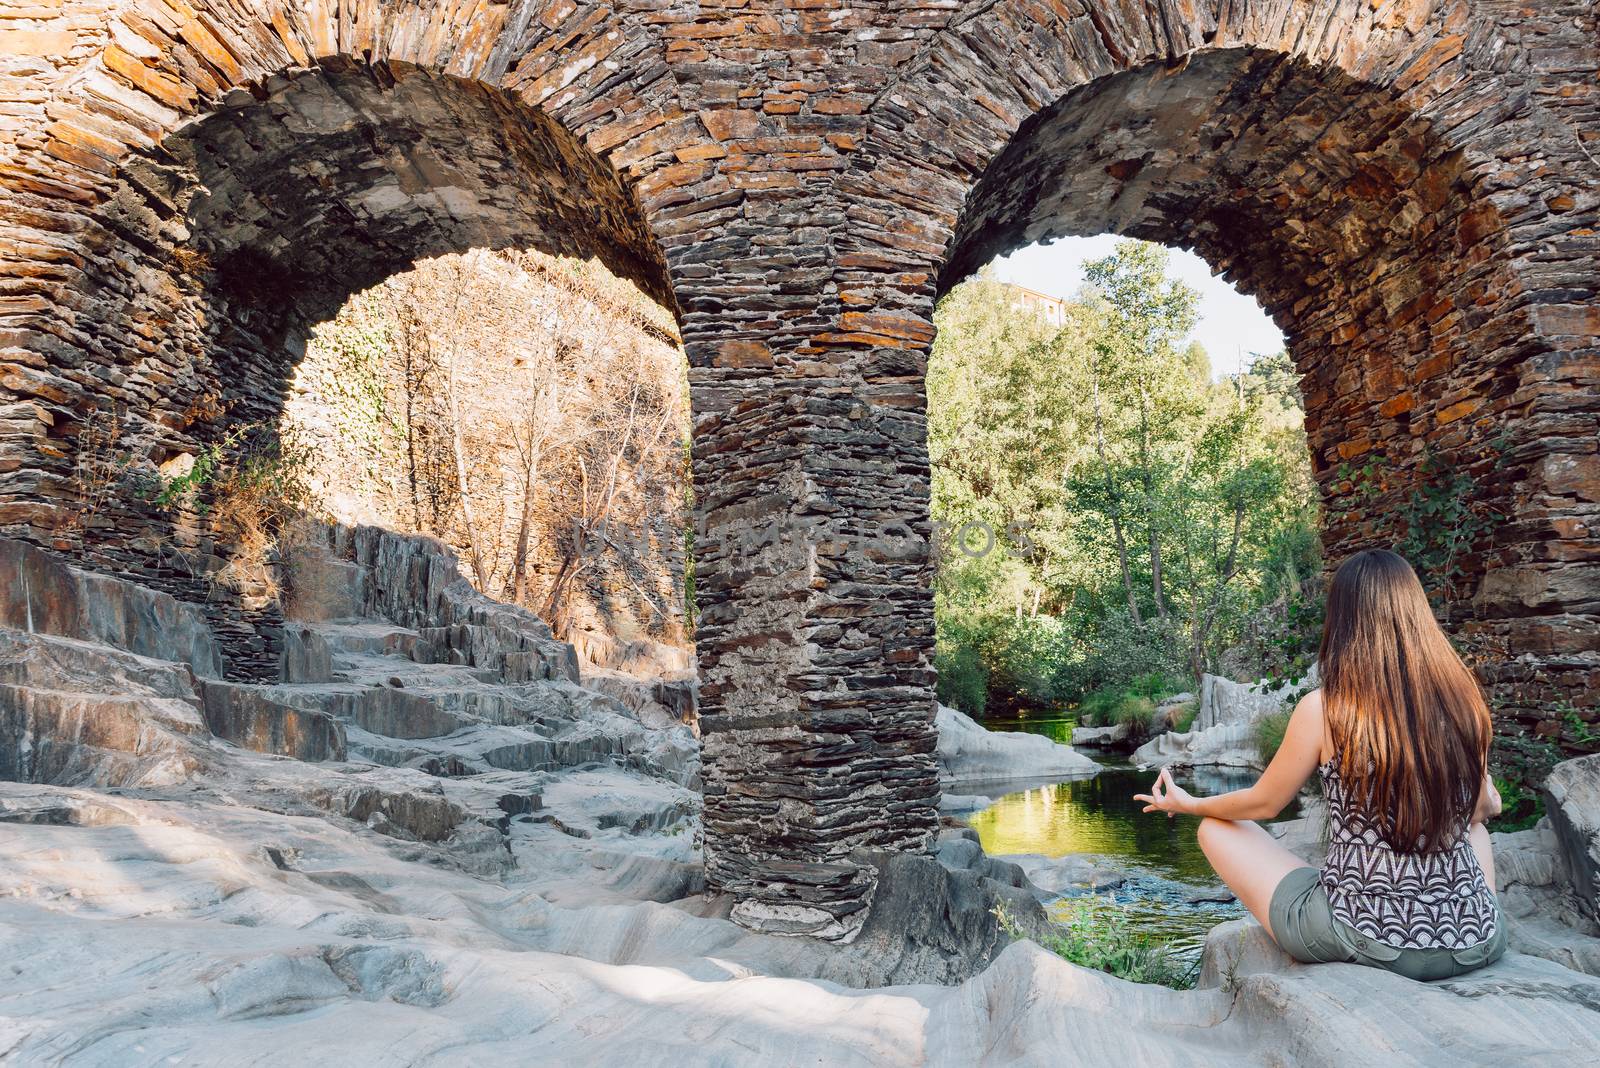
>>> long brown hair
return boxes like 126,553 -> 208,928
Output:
1319,549 -> 1491,851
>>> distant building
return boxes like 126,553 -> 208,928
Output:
1000,282 -> 1068,327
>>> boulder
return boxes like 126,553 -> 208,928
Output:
935,827 -> 1034,890
1546,753 -> 1600,920
1196,668 -> 1314,731
1006,852 -> 1130,895
1071,722 -> 1130,747
1197,917 -> 1298,988
1133,721 -> 1259,770
935,704 -> 1098,785
822,847 -> 1053,985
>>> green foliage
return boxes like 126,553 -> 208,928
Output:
1076,673 -> 1188,734
1059,610 -> 1192,702
1112,695 -> 1156,737
934,641 -> 988,717
1490,775 -> 1545,834
1076,686 -> 1120,728
1126,669 -> 1189,702
1336,442 -> 1506,605
1491,729 -> 1563,786
1558,703 -> 1600,753
138,425 -> 322,599
995,898 -> 1198,989
928,241 -> 1321,714
142,430 -> 239,510
1168,700 -> 1198,734
1487,729 -> 1563,833
1253,708 -> 1294,764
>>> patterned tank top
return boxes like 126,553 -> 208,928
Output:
1318,757 -> 1498,950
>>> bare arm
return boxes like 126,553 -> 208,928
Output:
1135,690 -> 1327,821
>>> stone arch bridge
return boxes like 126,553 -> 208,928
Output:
1,1 -> 1595,939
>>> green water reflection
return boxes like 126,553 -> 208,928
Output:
967,765 -> 1270,883
970,712 -> 1296,885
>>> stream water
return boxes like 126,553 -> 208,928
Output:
968,710 -> 1301,964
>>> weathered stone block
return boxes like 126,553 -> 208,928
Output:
198,679 -> 346,763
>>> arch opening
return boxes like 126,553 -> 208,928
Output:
940,46 -> 1508,613
926,44 -> 1575,740
928,236 -> 1317,727
28,60 -> 678,676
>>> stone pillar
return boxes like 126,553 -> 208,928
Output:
686,233 -> 944,941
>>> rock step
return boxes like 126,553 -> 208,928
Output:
530,771 -> 698,840
306,620 -> 423,658
342,718 -> 642,778
0,540 -> 225,679
0,627 -> 209,787
197,680 -> 346,763
329,651 -> 502,689
265,683 -> 479,741
0,685 -> 206,787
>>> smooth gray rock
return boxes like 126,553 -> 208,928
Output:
1071,722 -> 1130,747
1546,754 -> 1600,920
1007,852 -> 1130,895
825,849 -> 1052,985
1197,669 -> 1315,731
936,704 -> 1098,785
279,624 -> 334,683
0,627 -> 208,786
1495,816 -> 1600,976
4,781 -> 1597,1066
1133,721 -> 1260,770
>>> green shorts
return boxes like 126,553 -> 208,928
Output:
1267,866 -> 1507,982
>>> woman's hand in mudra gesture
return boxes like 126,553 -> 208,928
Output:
1134,767 -> 1198,818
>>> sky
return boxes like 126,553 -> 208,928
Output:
990,234 -> 1286,379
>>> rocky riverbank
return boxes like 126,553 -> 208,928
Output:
1129,671 -> 1314,770
2,534 -> 1598,1064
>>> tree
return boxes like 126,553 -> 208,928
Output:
927,241 -> 1320,709
1081,240 -> 1202,622
286,248 -> 690,646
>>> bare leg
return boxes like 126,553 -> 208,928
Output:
1468,822 -> 1497,893
1196,817 -> 1313,941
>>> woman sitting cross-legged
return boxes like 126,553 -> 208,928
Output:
1134,548 -> 1506,982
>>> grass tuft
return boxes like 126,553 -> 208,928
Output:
995,898 -> 1199,989
1253,708 -> 1293,764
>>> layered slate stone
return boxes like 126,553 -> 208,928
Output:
0,1 -> 1595,938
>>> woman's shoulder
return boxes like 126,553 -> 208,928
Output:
1292,689 -> 1333,763
1292,687 -> 1324,716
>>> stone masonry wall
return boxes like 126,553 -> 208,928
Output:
1,1 -> 1595,939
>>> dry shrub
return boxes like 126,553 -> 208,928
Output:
205,430 -> 322,606
148,425 -> 323,606
285,247 -> 690,644
56,404 -> 132,547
